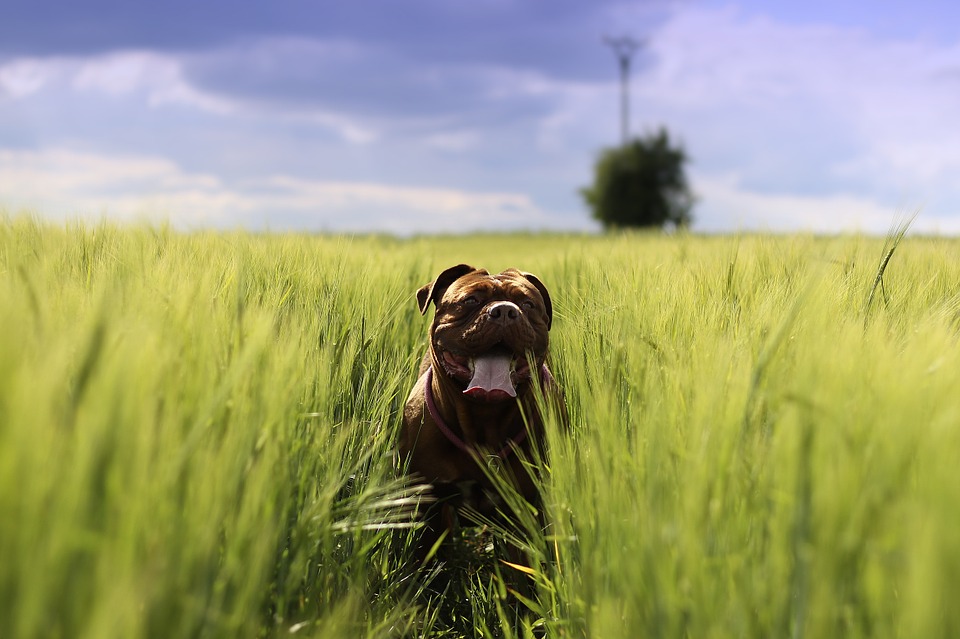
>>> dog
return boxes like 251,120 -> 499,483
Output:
398,264 -> 562,566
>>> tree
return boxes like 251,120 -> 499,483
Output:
581,127 -> 694,230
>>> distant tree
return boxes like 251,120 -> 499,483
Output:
581,127 -> 694,230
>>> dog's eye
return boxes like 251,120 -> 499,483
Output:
521,300 -> 536,311
463,296 -> 480,306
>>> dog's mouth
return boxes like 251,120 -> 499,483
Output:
439,347 -> 534,402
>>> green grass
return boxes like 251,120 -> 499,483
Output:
2,217 -> 960,638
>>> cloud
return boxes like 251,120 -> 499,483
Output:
0,148 -> 556,234
0,52 -> 235,114
1,0 -> 672,81
0,148 -> 245,225
626,4 -> 960,227
0,58 -> 53,98
2,3 -> 960,235
179,37 -> 566,134
692,171 -> 916,233
72,51 -> 238,114
0,45 -> 600,229
0,50 -> 381,146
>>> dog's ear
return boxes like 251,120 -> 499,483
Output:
521,271 -> 553,330
416,264 -> 477,315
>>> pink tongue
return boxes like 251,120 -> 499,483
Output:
464,354 -> 517,399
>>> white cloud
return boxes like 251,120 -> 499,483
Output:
289,110 -> 379,145
0,148 -> 552,233
0,50 -> 377,141
614,4 -> 960,230
692,171 -> 915,233
3,6 -> 960,235
422,130 -> 481,151
0,148 -> 248,226
0,148 -> 215,190
72,52 -> 174,96
0,58 -> 59,98
242,175 -> 550,234
0,52 -> 233,113
697,171 -> 960,235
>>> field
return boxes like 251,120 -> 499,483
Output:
2,217 -> 960,638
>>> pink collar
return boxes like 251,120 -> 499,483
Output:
425,365 -> 537,459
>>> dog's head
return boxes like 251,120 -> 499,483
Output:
417,264 -> 553,402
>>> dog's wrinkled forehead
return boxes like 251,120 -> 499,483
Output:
441,270 -> 534,305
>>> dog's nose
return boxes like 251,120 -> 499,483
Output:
487,301 -> 520,322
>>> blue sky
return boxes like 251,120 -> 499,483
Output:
2,0 -> 959,234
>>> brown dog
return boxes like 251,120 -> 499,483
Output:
398,264 -> 561,564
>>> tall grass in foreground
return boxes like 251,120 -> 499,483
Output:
2,219 -> 960,638
0,222 -> 432,637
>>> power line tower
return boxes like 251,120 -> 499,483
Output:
603,36 -> 643,145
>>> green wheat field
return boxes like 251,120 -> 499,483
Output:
2,217 -> 960,638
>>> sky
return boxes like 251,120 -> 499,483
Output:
1,0 -> 959,235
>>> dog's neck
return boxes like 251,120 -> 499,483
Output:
425,365 -> 540,458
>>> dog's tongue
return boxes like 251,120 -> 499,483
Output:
464,354 -> 516,400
